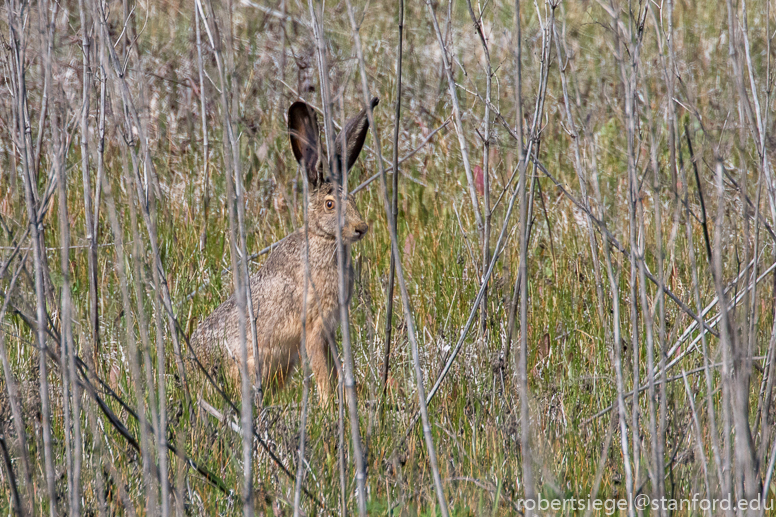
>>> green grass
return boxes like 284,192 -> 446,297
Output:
1,0 -> 776,514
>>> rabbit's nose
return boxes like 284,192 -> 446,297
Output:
354,222 -> 369,238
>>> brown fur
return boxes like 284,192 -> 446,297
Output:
190,99 -> 377,402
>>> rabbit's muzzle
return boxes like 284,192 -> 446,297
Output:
347,221 -> 369,243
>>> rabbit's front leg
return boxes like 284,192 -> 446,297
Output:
307,318 -> 336,404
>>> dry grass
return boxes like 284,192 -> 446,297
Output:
1,0 -> 776,514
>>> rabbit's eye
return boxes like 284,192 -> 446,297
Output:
325,199 -> 335,210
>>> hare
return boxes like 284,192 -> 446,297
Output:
190,98 -> 377,402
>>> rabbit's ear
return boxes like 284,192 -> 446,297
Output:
288,101 -> 324,187
332,97 -> 379,181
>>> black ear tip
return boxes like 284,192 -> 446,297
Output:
370,97 -> 379,109
288,101 -> 313,123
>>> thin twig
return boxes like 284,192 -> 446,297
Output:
307,0 -> 368,513
346,1 -> 449,513
426,0 -> 482,234
8,0 -> 59,508
199,0 -> 255,511
381,0 -> 404,400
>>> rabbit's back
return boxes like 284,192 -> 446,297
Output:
190,228 -> 346,386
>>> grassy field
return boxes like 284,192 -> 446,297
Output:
2,0 -> 776,514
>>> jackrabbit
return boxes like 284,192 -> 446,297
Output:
190,98 -> 377,402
